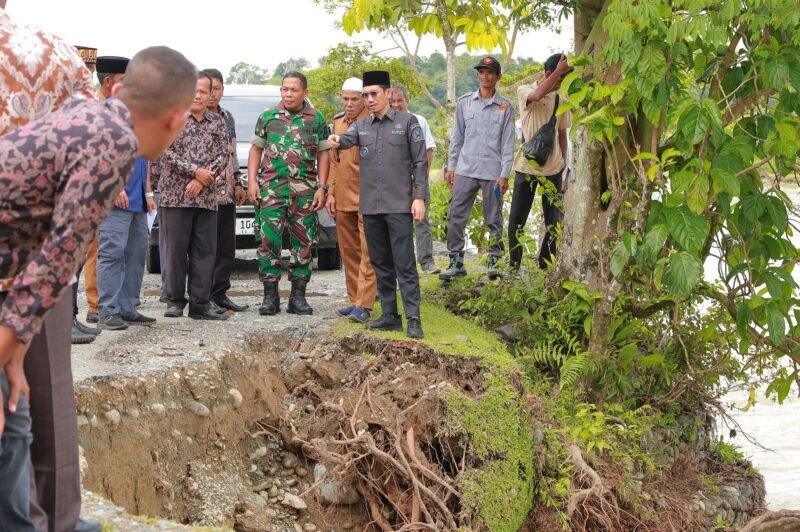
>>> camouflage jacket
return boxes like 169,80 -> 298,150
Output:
251,102 -> 329,196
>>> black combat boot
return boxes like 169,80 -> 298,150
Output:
287,278 -> 313,315
365,313 -> 403,331
406,317 -> 424,339
439,253 -> 467,281
259,281 -> 280,316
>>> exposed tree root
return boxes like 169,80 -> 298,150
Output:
292,380 -> 460,530
740,510 -> 800,532
565,444 -> 624,531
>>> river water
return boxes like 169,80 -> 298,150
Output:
719,188 -> 800,510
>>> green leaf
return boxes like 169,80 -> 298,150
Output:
736,305 -> 750,340
740,193 -> 768,223
765,197 -> 789,234
711,168 -> 739,196
664,252 -> 703,295
686,174 -> 710,215
643,225 -> 669,262
611,240 -> 629,277
678,103 -> 710,145
766,302 -> 786,345
665,206 -> 710,253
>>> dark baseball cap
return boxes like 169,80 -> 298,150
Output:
474,56 -> 501,74
544,53 -> 574,74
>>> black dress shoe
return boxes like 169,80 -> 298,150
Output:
215,295 -> 249,312
122,311 -> 156,325
73,318 -> 100,335
74,517 -> 102,532
406,317 -> 424,339
188,308 -> 230,321
85,311 -> 99,323
209,300 -> 228,315
164,305 -> 183,318
365,313 -> 403,331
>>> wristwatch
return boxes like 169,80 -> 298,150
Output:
320,183 -> 329,191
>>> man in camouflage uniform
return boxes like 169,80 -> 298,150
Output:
247,71 -> 329,315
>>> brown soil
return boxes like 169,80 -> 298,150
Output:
77,330 -> 482,531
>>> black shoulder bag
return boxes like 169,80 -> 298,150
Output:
523,94 -> 559,166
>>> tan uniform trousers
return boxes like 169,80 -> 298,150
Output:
335,210 -> 376,310
83,236 -> 99,314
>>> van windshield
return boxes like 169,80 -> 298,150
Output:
221,95 -> 281,142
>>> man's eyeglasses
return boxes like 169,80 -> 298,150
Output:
362,90 -> 382,100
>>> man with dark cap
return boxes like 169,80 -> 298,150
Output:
441,56 -> 515,281
327,71 -> 429,339
509,53 -> 573,271
0,45 -> 197,532
72,56 -> 134,336
95,56 -> 158,331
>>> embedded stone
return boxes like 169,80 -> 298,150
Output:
150,403 -> 167,416
250,446 -> 267,460
104,409 -> 121,426
281,493 -> 307,510
228,388 -> 244,409
189,401 -> 210,417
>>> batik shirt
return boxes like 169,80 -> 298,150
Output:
212,105 -> 241,205
156,110 -> 228,211
251,102 -> 329,196
0,98 -> 137,344
0,8 -> 95,135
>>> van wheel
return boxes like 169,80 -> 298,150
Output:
147,244 -> 161,274
317,248 -> 341,270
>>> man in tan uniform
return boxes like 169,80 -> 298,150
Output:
508,53 -> 573,270
325,78 -> 376,323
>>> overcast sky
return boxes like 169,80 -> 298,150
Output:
7,0 -> 572,77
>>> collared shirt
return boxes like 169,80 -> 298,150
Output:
513,82 -> 572,176
0,98 -> 137,344
328,107 -> 370,212
155,110 -> 228,211
337,108 -> 429,215
116,157 -> 148,213
448,90 -> 515,180
211,105 -> 241,205
0,8 -> 95,136
414,113 -> 436,151
251,102 -> 329,196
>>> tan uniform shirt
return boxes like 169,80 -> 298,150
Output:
328,107 -> 370,212
513,81 -> 572,177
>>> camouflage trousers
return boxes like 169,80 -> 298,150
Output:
255,188 -> 317,282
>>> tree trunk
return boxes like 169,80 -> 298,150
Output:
552,0 -> 613,287
555,0 -> 646,358
445,37 -> 457,113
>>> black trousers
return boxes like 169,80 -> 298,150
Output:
71,266 -> 82,317
508,170 -> 564,270
363,213 -> 421,320
211,203 -> 236,301
160,206 -> 217,311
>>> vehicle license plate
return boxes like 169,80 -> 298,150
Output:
236,217 -> 255,236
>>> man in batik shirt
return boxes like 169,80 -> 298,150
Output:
0,45 -> 197,532
248,71 -> 329,316
157,71 -> 230,321
204,68 -> 248,313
